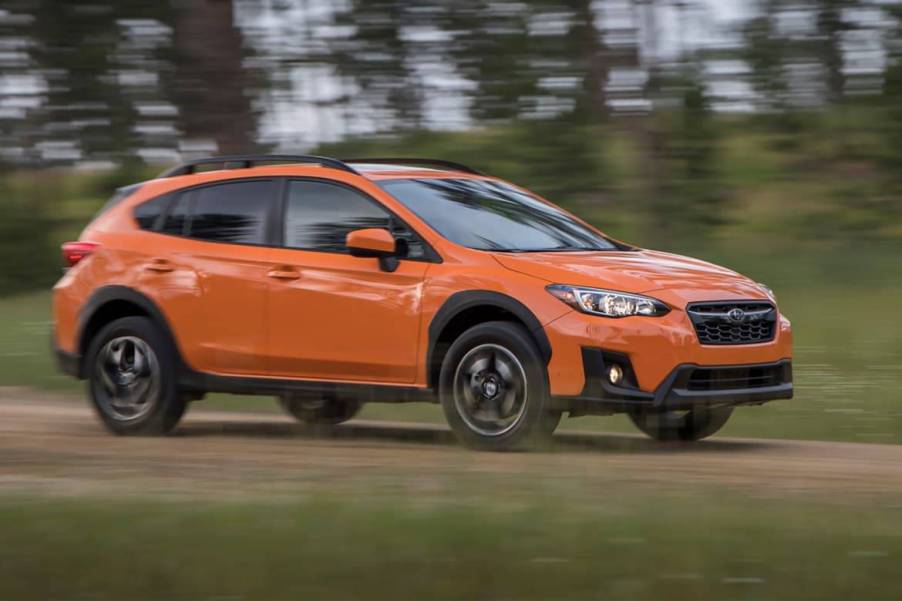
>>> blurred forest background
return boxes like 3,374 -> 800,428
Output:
2,0 -> 902,288
1,0 -> 901,441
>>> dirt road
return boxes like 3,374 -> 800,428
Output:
2,389 -> 902,503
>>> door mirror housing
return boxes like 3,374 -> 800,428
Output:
346,228 -> 399,272
346,228 -> 396,257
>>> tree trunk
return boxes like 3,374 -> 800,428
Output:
573,0 -> 608,121
169,0 -> 256,154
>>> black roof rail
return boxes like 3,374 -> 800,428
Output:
157,154 -> 359,178
342,157 -> 484,175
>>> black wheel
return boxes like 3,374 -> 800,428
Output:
628,406 -> 733,441
439,321 -> 555,451
278,394 -> 361,426
85,316 -> 187,435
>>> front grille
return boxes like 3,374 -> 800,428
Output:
686,363 -> 788,391
687,301 -> 776,345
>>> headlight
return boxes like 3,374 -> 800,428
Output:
757,282 -> 776,301
546,285 -> 670,318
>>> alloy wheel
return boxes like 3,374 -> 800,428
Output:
93,336 -> 160,422
452,343 -> 528,437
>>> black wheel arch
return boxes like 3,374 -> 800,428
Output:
426,290 -> 552,389
76,285 -> 183,379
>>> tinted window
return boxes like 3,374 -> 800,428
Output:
188,180 -> 272,244
134,195 -> 171,231
161,193 -> 190,236
378,179 -> 619,252
284,180 -> 425,258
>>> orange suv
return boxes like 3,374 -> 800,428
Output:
53,155 -> 793,450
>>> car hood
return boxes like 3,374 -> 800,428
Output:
491,250 -> 770,305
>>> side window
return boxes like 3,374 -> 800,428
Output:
188,180 -> 272,245
161,193 -> 190,236
134,194 -> 172,231
284,180 -> 426,259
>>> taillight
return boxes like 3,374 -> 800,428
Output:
61,241 -> 99,268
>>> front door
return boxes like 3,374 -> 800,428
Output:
266,179 -> 430,384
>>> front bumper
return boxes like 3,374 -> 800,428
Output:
543,304 -> 793,397
553,348 -> 793,414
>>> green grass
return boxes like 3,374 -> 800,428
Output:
1,492 -> 900,600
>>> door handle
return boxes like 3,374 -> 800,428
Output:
267,267 -> 301,281
145,258 -> 174,273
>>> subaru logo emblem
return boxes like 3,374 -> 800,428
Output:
727,308 -> 746,323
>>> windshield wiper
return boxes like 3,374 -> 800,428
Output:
492,246 -> 612,253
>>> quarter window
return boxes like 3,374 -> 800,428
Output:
283,180 -> 425,258
188,180 -> 272,245
161,193 -> 190,236
134,194 -> 172,231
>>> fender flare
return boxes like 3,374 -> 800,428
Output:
76,285 -> 183,377
426,290 -> 552,388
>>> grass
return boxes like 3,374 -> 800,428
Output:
6,243 -> 902,444
1,491 -> 901,600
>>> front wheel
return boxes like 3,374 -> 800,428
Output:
628,406 -> 733,441
439,321 -> 555,451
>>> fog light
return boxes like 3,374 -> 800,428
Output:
607,364 -> 624,386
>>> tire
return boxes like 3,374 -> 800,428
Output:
278,394 -> 361,426
439,321 -> 555,451
85,316 -> 187,436
628,406 -> 733,441
538,410 -> 563,437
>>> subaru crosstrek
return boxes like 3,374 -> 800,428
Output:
53,155 -> 793,450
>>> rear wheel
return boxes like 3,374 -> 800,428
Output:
278,395 -> 361,426
439,321 -> 555,451
85,316 -> 186,435
628,406 -> 733,441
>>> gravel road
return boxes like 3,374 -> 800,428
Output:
3,390 -> 901,504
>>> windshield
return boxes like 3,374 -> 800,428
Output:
377,178 -> 621,252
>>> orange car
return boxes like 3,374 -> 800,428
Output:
53,155 -> 792,450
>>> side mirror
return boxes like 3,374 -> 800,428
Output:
346,228 -> 399,272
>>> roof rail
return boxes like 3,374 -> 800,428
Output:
157,154 -> 359,178
342,157 -> 484,175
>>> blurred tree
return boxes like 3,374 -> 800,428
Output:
0,186 -> 58,295
329,0 -> 425,130
27,1 -> 142,163
882,5 -> 902,190
632,0 -> 674,246
445,0 -> 541,122
668,73 -> 726,230
742,0 -> 792,113
815,0 -> 852,103
166,0 -> 258,154
570,0 -> 609,122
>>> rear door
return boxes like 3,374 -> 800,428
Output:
138,179 -> 277,376
265,179 -> 432,383
183,179 -> 276,375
